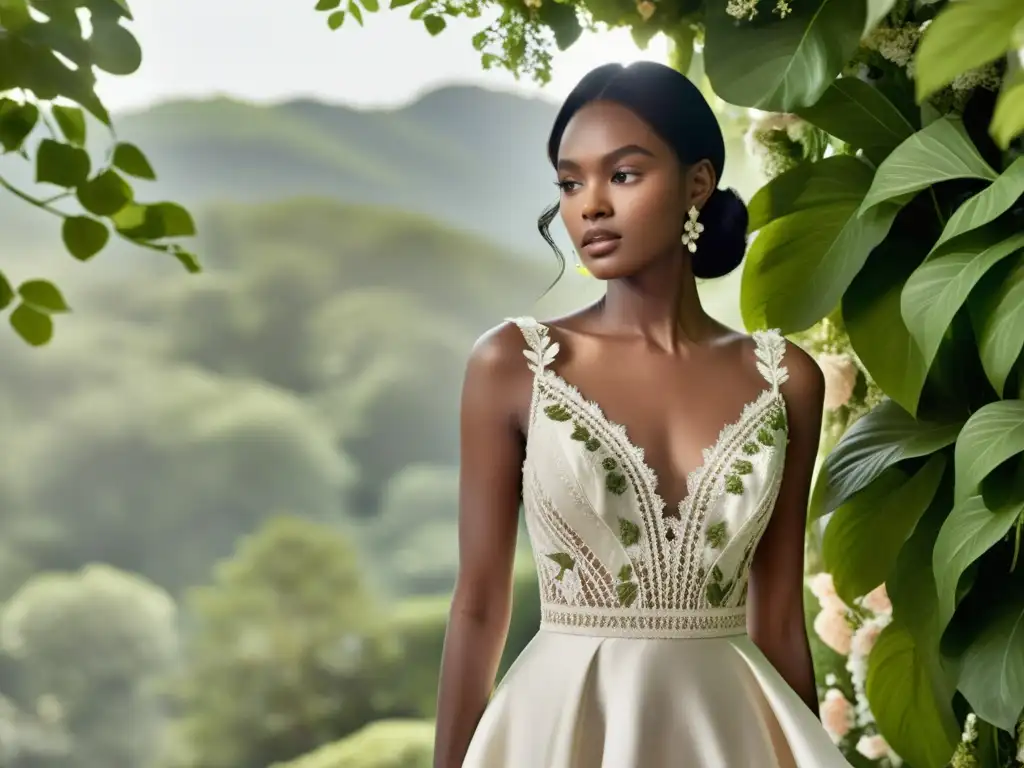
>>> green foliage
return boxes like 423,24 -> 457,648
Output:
273,719 -> 434,768
172,516 -> 404,768
0,0 -> 199,345
0,564 -> 178,768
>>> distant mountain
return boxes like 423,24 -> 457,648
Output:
0,85 -> 562,257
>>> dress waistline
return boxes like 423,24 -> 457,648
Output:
539,604 -> 748,640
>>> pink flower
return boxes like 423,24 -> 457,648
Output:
820,689 -> 853,742
818,354 -> 858,410
850,620 -> 883,659
813,606 -> 852,655
856,734 -> 891,760
862,583 -> 892,616
808,572 -> 847,613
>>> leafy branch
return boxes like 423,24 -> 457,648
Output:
0,0 -> 199,346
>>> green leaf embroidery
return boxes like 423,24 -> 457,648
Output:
601,457 -> 618,471
570,424 -> 590,441
707,521 -> 727,548
742,441 -> 761,455
733,459 -> 753,475
606,472 -> 627,495
544,404 -> 572,422
619,518 -> 640,547
725,475 -> 744,495
545,552 -> 575,581
616,580 -> 638,607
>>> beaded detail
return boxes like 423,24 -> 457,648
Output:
507,316 -> 790,640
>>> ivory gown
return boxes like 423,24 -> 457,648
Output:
461,316 -> 852,767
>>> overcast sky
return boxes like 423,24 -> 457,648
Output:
95,0 -> 670,112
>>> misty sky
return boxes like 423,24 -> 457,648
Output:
95,0 -> 670,112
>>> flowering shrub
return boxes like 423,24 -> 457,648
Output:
809,573 -> 901,767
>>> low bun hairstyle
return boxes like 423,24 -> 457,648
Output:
540,61 -> 749,280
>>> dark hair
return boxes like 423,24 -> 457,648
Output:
539,61 -> 749,282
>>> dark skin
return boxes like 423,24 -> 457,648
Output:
433,100 -> 826,768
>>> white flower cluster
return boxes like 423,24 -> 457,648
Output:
726,0 -> 792,21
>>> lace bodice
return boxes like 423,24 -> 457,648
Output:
509,316 -> 790,640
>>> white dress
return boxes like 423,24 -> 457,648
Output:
462,316 -> 852,767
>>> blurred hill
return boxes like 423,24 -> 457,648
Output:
0,85 -> 561,259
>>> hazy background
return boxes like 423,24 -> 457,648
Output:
0,7 -> 766,766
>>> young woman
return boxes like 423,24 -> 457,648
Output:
434,61 -> 851,767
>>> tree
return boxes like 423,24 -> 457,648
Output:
1,363 -> 354,595
331,0 -> 1024,765
171,516 -> 404,768
0,564 -> 179,768
0,0 -> 198,346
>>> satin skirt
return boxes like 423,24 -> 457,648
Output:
463,629 -> 853,767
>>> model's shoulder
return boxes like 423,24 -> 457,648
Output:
467,319 -> 533,375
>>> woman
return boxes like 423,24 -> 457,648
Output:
434,61 -> 850,767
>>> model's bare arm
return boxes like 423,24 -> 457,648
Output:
748,341 -> 825,715
433,324 -> 528,768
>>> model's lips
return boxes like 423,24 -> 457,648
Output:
581,228 -> 622,258
581,228 -> 621,247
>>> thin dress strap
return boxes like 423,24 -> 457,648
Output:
752,329 -> 789,395
506,316 -> 560,375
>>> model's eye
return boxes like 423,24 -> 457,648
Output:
611,170 -> 641,184
555,180 -> 581,192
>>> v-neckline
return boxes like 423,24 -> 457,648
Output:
539,366 -> 777,516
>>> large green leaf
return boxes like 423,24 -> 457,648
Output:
823,455 -> 945,605
931,157 -> 1024,252
795,77 -> 915,163
812,398 -> 962,518
902,229 -> 1024,410
88,18 -> 142,75
867,621 -> 959,768
991,68 -> 1024,149
864,0 -> 898,35
914,0 -> 1024,101
843,227 -> 931,413
741,157 -> 897,333
703,0 -> 865,111
969,254 -> 1024,396
953,399 -> 1024,503
61,216 -> 109,261
933,495 -> 1023,634
957,591 -> 1024,731
859,118 -> 998,214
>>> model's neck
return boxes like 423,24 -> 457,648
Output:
596,250 -> 715,351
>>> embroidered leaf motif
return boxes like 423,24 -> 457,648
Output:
544,403 -> 572,422
712,565 -> 723,582
570,424 -> 590,441
755,329 -> 789,389
706,580 -> 733,607
616,580 -> 638,607
606,472 -> 628,495
768,405 -> 787,431
584,437 -> 600,451
602,457 -> 618,471
757,427 -> 776,447
618,564 -> 633,581
733,459 -> 753,475
707,521 -> 727,548
619,518 -> 641,547
742,441 -> 761,455
545,552 -> 575,581
725,475 -> 744,495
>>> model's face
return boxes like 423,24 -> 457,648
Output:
555,100 -> 713,280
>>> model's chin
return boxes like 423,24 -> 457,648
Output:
584,256 -> 634,280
